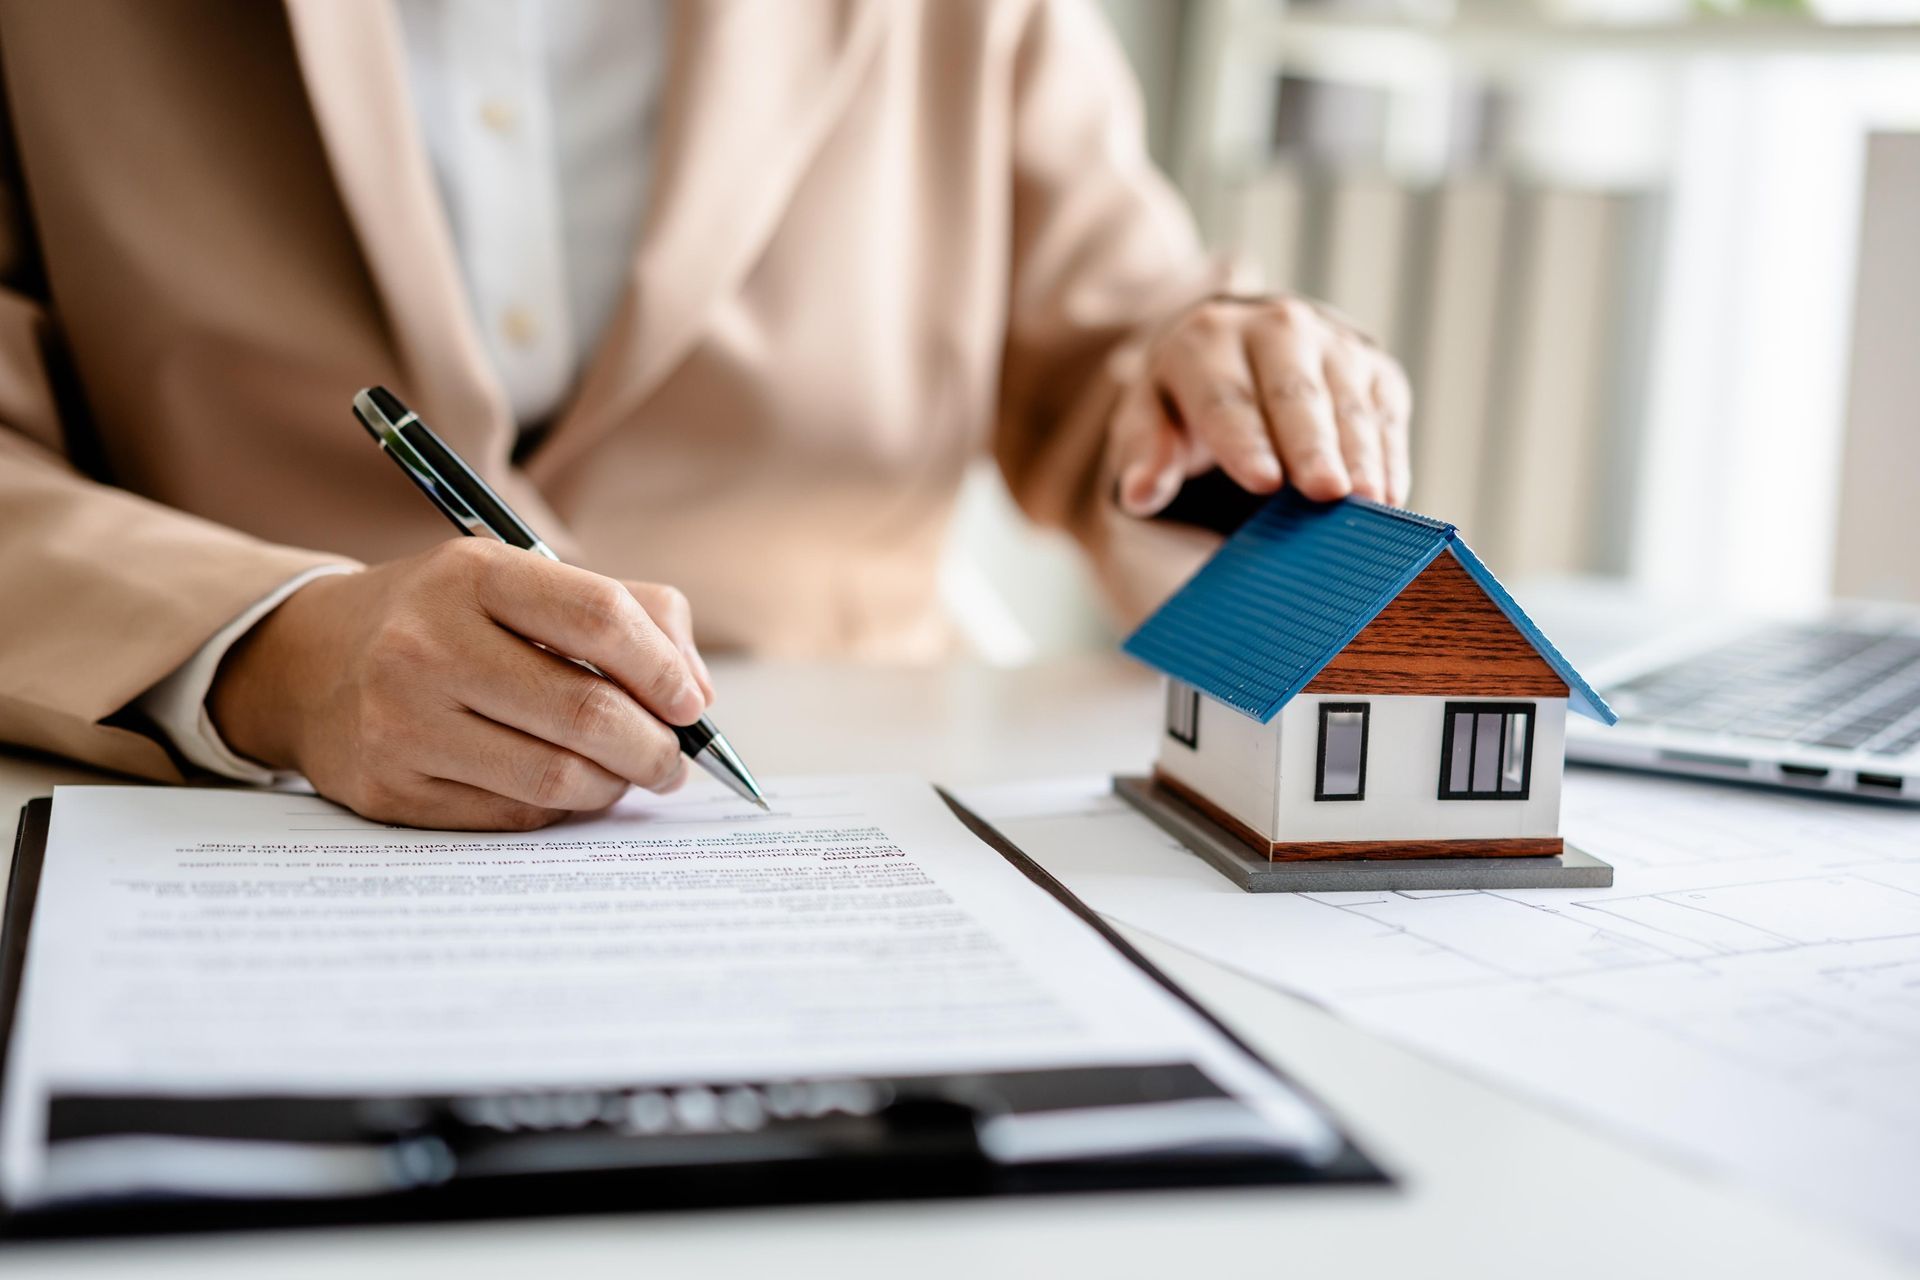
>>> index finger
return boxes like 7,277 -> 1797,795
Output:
468,551 -> 706,727
1245,319 -> 1352,502
1154,326 -> 1282,496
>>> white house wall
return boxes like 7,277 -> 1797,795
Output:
1273,695 -> 1566,842
1155,682 -> 1277,835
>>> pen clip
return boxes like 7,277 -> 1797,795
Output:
377,425 -> 504,544
353,387 -> 546,552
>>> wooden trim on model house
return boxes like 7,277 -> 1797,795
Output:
1151,768 -> 1564,862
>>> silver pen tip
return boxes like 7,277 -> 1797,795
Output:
688,730 -> 770,814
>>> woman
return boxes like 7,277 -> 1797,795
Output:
0,0 -> 1407,827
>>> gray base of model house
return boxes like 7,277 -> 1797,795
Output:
1113,775 -> 1615,892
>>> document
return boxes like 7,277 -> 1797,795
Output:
962,770 -> 1920,1259
1,777 -> 1334,1205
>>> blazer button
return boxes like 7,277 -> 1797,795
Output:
501,305 -> 540,348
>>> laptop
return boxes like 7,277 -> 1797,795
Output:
1566,132 -> 1920,806
1567,605 -> 1920,804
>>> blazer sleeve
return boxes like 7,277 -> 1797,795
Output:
0,153 -> 351,780
991,0 -> 1235,629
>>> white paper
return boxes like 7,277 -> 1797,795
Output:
1,777 -> 1334,1203
963,770 -> 1920,1259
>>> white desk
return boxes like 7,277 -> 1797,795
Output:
1,656 -> 1911,1279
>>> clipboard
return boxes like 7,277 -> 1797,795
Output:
1,793 -> 1386,1241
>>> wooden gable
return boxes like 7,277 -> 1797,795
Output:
1302,552 -> 1569,697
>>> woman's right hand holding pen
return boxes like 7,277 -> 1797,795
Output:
208,539 -> 715,830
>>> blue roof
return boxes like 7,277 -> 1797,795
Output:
1123,492 -> 1616,725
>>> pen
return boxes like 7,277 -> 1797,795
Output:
351,385 -> 770,812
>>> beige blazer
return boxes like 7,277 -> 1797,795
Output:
0,0 -> 1223,781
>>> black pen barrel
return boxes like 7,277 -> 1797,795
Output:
396,420 -> 545,553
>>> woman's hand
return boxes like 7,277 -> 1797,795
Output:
1111,295 -> 1413,516
209,540 -> 715,831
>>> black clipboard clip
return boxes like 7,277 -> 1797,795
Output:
36,1058 -> 1314,1201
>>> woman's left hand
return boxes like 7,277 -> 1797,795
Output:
1110,295 -> 1413,517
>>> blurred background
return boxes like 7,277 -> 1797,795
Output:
942,0 -> 1920,662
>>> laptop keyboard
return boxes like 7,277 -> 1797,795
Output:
1604,625 -> 1920,757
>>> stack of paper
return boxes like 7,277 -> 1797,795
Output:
0,778 -> 1337,1208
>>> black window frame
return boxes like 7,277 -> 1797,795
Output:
1437,702 -> 1536,801
1165,681 -> 1200,748
1314,702 -> 1371,802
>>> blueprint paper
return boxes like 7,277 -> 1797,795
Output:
961,770 -> 1920,1258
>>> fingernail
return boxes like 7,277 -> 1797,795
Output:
671,680 -> 704,722
1304,462 -> 1351,501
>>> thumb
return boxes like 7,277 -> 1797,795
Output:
1112,382 -> 1184,517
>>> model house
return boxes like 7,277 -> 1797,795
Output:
1124,493 -> 1616,861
